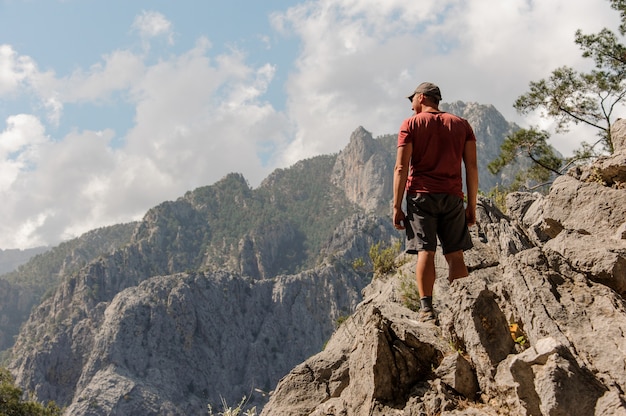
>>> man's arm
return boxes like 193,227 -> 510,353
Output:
463,140 -> 478,226
393,143 -> 412,230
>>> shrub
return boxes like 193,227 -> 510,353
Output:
398,272 -> 421,312
0,367 -> 62,415
369,240 -> 405,277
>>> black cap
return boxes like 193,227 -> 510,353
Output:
407,82 -> 442,101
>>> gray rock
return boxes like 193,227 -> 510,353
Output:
434,353 -> 479,400
571,118 -> 626,186
613,118 -> 626,153
263,164 -> 626,415
330,126 -> 394,215
494,337 -> 606,416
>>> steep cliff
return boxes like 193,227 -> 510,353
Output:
261,120 -> 626,416
0,223 -> 136,354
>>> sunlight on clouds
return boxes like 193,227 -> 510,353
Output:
275,0 -> 620,166
64,50 -> 145,102
275,0 -> 451,165
132,10 -> 175,45
0,115 -> 48,193
0,44 -> 36,95
0,1 -> 620,248
13,212 -> 50,249
0,114 -> 47,173
223,63 -> 276,109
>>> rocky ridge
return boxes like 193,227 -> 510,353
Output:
260,119 -> 626,415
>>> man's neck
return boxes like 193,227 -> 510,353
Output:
421,104 -> 440,113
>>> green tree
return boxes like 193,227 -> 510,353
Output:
369,240 -> 405,278
488,128 -> 564,191
0,367 -> 61,416
492,0 -> 626,190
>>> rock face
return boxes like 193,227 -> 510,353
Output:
60,267 -> 365,415
0,223 -> 136,353
331,127 -> 395,215
260,121 -> 626,415
9,214 -> 390,415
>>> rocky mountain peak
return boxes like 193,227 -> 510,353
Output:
330,126 -> 394,215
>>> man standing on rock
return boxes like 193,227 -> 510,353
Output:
392,82 -> 478,323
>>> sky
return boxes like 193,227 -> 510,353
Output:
0,0 -> 621,249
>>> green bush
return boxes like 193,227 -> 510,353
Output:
369,240 -> 405,277
0,367 -> 61,415
398,272 -> 421,312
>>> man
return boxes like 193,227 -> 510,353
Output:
392,82 -> 478,323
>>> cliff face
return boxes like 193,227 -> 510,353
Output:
0,223 -> 136,353
261,120 -> 626,416
5,102 -> 537,414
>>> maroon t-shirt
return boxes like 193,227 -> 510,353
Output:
397,111 -> 476,199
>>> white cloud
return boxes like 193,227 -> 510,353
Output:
0,26 -> 290,248
132,10 -> 175,46
0,44 -> 37,95
0,0 -> 622,248
63,50 -> 145,102
273,0 -> 620,165
0,114 -> 48,192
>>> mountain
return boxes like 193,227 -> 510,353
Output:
0,247 -> 49,275
0,223 -> 137,357
3,102 -> 530,414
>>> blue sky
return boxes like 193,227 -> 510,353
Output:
0,0 -> 620,249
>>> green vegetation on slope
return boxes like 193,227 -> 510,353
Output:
0,367 -> 61,415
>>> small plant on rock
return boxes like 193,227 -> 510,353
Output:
369,240 -> 406,278
398,272 -> 421,312
207,396 -> 257,416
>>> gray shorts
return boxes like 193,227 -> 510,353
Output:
404,193 -> 473,255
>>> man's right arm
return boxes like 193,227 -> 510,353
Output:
463,139 -> 478,226
393,143 -> 412,230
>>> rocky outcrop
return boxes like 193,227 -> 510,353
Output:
261,126 -> 626,415
330,127 -> 395,215
57,266 -> 365,415
0,279 -> 39,359
330,105 -> 521,215
0,223 -> 136,353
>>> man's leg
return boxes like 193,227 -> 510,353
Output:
445,250 -> 468,283
416,250 -> 437,322
416,250 -> 437,296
